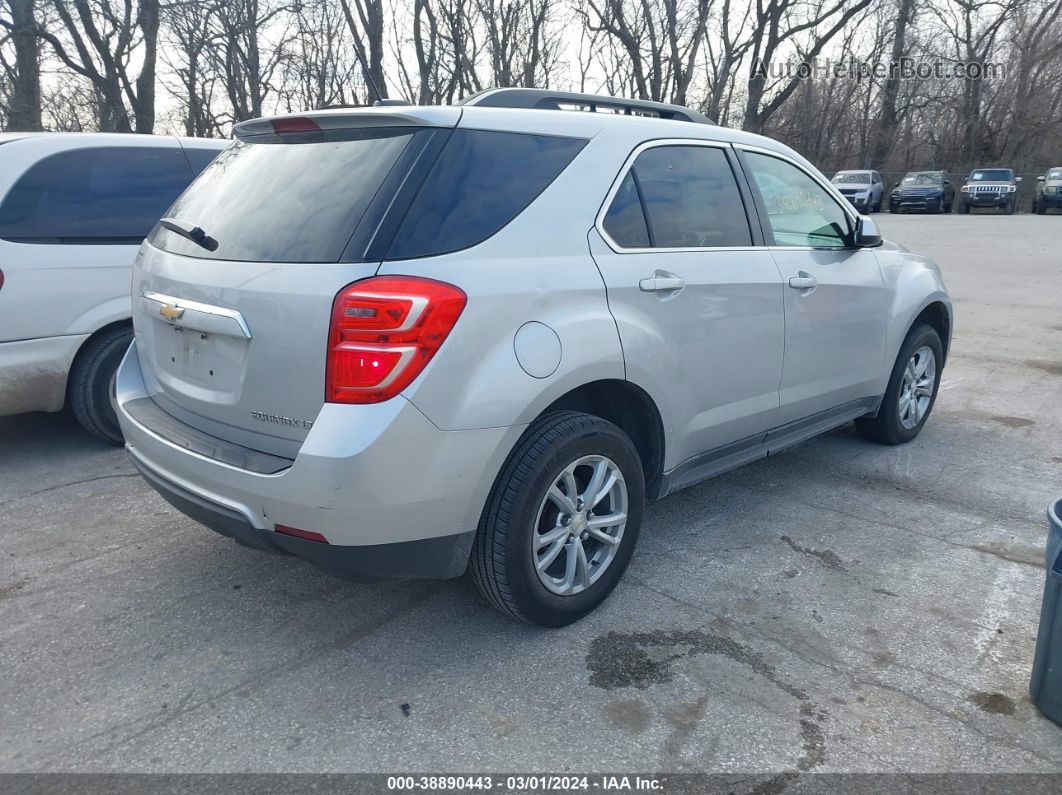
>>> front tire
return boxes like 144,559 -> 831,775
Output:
958,201 -> 970,214
856,324 -> 943,445
471,411 -> 645,627
67,325 -> 132,445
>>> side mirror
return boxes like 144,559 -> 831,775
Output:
894,182 -> 901,188
855,216 -> 882,248
944,179 -> 951,184
1038,175 -> 1046,182
1015,176 -> 1023,183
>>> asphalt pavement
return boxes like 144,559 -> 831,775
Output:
1,213 -> 1061,776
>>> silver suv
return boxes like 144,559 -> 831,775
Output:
116,89 -> 952,626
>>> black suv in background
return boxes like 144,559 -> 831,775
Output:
888,171 -> 954,214
958,168 -> 1021,214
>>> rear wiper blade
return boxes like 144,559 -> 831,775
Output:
159,217 -> 218,252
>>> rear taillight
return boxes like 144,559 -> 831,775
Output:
326,276 -> 466,404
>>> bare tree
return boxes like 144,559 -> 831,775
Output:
701,0 -> 755,123
924,0 -> 1019,164
476,0 -> 563,88
581,0 -> 711,104
212,0 -> 291,123
869,0 -> 917,167
339,0 -> 388,100
741,0 -> 876,133
35,0 -> 159,132
0,0 -> 43,130
160,0 -> 222,136
281,0 -> 363,109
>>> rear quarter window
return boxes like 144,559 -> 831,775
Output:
0,146 -> 194,242
385,129 -> 587,260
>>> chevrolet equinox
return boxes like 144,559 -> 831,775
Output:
116,89 -> 952,626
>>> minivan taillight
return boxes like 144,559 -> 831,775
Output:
326,276 -> 466,404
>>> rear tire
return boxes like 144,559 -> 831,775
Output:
471,411 -> 645,627
855,324 -> 943,446
67,325 -> 132,445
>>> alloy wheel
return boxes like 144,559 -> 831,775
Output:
898,346 -> 936,429
532,455 -> 628,596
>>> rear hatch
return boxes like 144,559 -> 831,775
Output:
133,109 -> 459,457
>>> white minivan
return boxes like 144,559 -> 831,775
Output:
0,132 -> 225,442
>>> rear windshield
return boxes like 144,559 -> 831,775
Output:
149,128 -> 416,262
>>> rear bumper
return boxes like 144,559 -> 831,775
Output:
132,456 -> 475,581
116,344 -> 523,580
0,335 -> 87,416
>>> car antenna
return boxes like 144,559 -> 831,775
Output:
352,42 -> 385,105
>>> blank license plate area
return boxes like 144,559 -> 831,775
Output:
155,324 -> 245,395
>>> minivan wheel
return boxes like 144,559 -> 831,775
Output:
471,411 -> 645,627
67,325 -> 132,445
855,324 -> 943,445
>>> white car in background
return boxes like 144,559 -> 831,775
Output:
0,132 -> 225,443
831,169 -> 884,213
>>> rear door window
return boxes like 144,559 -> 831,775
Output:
0,146 -> 194,243
604,144 -> 752,249
151,128 -> 417,262
385,129 -> 587,260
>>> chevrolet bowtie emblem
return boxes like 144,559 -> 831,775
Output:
159,303 -> 184,322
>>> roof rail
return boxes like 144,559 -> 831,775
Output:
460,88 -> 715,125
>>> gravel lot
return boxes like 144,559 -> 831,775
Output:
2,213 -> 1061,777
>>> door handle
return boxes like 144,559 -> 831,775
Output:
788,273 -> 818,290
639,273 -> 686,293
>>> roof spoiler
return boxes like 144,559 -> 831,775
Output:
461,88 -> 715,125
233,106 -> 461,138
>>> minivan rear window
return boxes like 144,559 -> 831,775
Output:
149,128 -> 417,262
385,129 -> 587,260
0,146 -> 194,243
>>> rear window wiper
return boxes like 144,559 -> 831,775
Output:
159,218 -> 218,252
